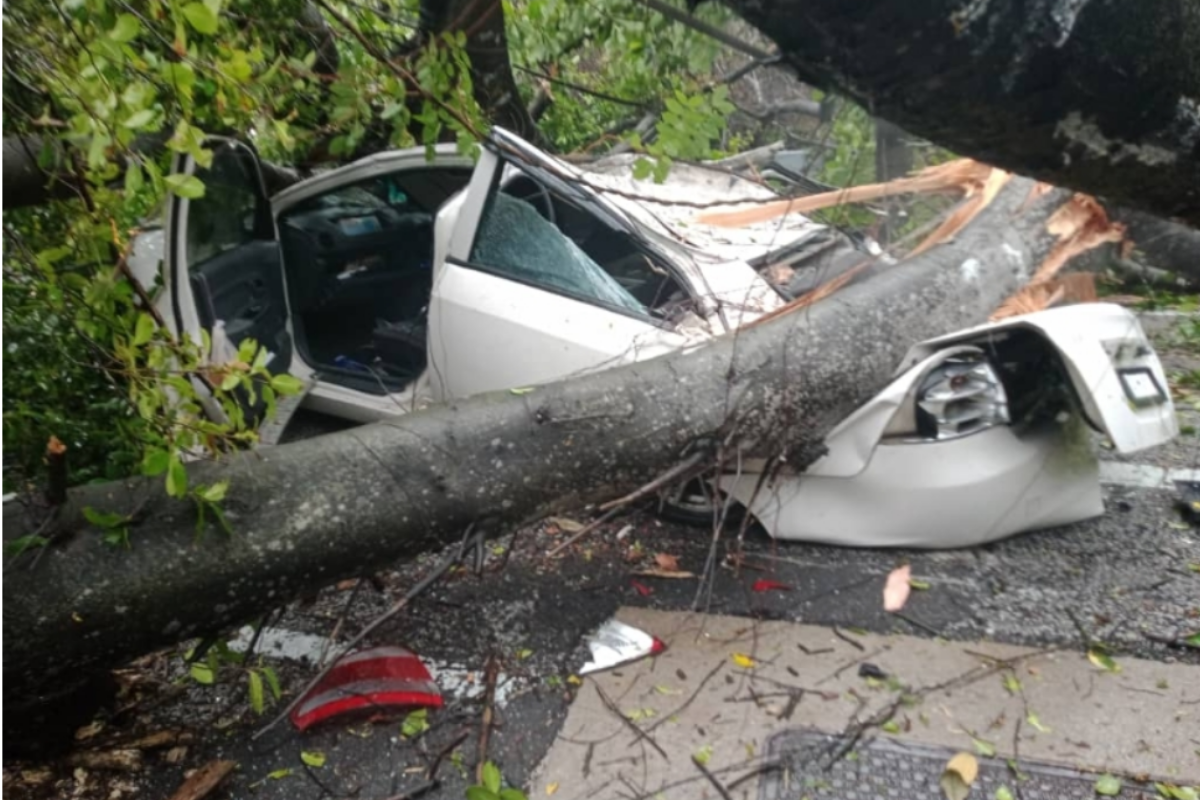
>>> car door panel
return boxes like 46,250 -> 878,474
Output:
430,261 -> 686,399
188,240 -> 292,369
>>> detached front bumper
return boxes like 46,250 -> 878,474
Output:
723,423 -> 1103,549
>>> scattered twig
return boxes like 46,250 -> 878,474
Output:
690,754 -> 735,800
253,526 -> 485,739
796,643 -> 835,656
475,653 -> 500,784
831,627 -> 866,652
594,683 -> 669,761
318,579 -> 365,668
644,659 -> 725,735
166,759 -> 237,800
427,730 -> 470,782
597,453 -> 706,512
893,611 -> 942,637
545,507 -> 622,557
726,759 -> 783,790
817,646 -> 886,685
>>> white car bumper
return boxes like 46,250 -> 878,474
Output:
723,423 -> 1104,549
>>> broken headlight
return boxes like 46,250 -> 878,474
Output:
914,355 -> 1010,440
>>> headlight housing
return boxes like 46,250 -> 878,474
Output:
914,354 -> 1010,440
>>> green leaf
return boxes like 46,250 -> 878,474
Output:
124,161 -> 145,196
261,666 -> 282,699
972,737 -> 996,757
995,788 -> 1015,800
1182,632 -> 1200,649
4,535 -> 49,558
401,708 -> 430,739
181,2 -> 220,34
465,788 -> 498,800
908,579 -> 931,591
133,312 -> 156,346
83,506 -> 126,529
189,661 -> 215,684
1087,646 -> 1121,673
881,720 -> 900,734
1002,673 -> 1022,695
482,761 -> 502,794
300,750 -> 326,768
109,13 -> 141,43
122,109 -> 156,130
198,480 -> 229,503
1025,711 -> 1051,733
631,157 -> 653,181
498,789 -> 527,800
694,744 -> 713,766
1095,774 -> 1122,796
270,373 -> 304,395
266,768 -> 292,780
142,448 -> 171,477
165,173 -> 205,199
166,456 -> 188,498
248,669 -> 265,714
509,387 -> 535,395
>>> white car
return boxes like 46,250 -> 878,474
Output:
128,128 -> 1179,548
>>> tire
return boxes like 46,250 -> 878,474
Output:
655,477 -> 746,528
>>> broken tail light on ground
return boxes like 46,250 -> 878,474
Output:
290,646 -> 443,732
579,619 -> 666,675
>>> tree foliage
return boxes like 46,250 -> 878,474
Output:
0,0 -> 824,497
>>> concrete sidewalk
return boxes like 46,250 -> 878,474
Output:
534,608 -> 1200,800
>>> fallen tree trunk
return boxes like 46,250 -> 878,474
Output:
724,0 -> 1200,226
3,177 -> 1087,708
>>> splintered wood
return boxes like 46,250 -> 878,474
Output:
693,158 -> 1124,322
990,192 -> 1123,320
692,159 -> 999,228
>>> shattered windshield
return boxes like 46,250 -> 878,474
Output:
471,193 -> 646,314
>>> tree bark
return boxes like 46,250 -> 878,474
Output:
419,0 -> 545,145
4,177 -> 1085,707
725,0 -> 1200,226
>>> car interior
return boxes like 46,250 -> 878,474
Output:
276,160 -> 693,396
495,171 -> 692,321
277,168 -> 472,395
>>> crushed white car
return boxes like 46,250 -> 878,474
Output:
128,128 -> 1179,548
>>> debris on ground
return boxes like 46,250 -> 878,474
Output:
289,646 -> 443,732
579,619 -> 666,675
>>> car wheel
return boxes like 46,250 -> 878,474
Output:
656,478 -> 746,528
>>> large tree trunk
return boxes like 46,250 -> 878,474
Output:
419,0 -> 545,145
5,177 -> 1085,708
725,0 -> 1200,226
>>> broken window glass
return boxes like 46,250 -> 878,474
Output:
470,193 -> 646,314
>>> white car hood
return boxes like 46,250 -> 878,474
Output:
581,156 -> 829,267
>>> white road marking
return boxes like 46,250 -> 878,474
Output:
1099,461 -> 1199,490
228,625 -> 520,706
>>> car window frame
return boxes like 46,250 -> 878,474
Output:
447,149 -> 685,331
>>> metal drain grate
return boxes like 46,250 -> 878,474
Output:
759,729 -> 1115,800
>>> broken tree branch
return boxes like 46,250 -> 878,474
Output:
5,176 -> 1091,717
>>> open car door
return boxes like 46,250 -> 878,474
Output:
164,138 -> 298,431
